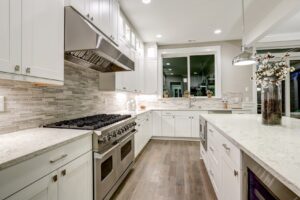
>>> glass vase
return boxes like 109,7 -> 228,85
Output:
261,78 -> 282,125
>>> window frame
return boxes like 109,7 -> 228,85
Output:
158,46 -> 222,98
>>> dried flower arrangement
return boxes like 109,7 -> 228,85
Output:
252,53 -> 295,87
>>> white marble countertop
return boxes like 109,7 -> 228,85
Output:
0,128 -> 92,171
201,114 -> 300,197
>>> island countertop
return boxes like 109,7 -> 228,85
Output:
200,114 -> 300,197
0,128 -> 92,171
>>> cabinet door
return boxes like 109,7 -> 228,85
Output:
69,0 -> 89,17
22,0 -> 64,81
58,152 -> 93,200
152,111 -> 161,136
6,173 -> 57,200
0,0 -> 21,74
161,115 -> 174,137
99,0 -> 111,37
174,115 -> 192,137
144,59 -> 158,94
191,115 -> 200,138
221,157 -> 241,200
110,0 -> 119,43
89,0 -> 99,26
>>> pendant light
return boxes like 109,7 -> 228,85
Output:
232,0 -> 256,66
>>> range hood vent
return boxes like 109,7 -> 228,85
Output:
64,6 -> 134,72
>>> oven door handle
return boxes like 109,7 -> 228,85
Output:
94,130 -> 137,160
120,129 -> 137,144
94,143 -> 120,160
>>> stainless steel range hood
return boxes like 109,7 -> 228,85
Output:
64,6 -> 134,72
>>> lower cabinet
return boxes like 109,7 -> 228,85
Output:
202,122 -> 242,200
134,112 -> 152,158
6,173 -> 57,200
155,111 -> 205,138
6,151 -> 93,200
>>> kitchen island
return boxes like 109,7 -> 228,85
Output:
201,114 -> 300,198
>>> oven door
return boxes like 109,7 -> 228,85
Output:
117,130 -> 136,177
94,144 -> 119,200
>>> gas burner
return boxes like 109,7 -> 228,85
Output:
44,114 -> 131,130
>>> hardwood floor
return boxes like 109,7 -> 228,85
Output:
111,140 -> 217,200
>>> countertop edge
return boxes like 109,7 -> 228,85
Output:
201,115 -> 300,197
0,131 -> 93,171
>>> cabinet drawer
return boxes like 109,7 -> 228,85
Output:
0,135 -> 92,200
218,133 -> 241,169
207,123 -> 222,145
207,139 -> 220,167
207,154 -> 220,197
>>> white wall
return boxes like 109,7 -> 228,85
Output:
159,40 -> 254,101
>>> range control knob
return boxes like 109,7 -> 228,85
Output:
98,137 -> 107,143
117,130 -> 122,135
107,135 -> 112,141
112,132 -> 117,137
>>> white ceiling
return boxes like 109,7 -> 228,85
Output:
119,0 -> 245,45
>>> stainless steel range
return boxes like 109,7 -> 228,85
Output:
44,114 -> 137,200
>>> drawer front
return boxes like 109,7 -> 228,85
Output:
207,138 -> 220,167
207,123 -> 222,145
207,154 -> 220,198
218,133 -> 241,169
0,135 -> 92,200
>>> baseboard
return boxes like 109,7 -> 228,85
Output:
151,136 -> 200,142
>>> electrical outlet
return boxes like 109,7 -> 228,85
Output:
0,96 -> 4,112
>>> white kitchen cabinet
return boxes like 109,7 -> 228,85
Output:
174,115 -> 192,137
110,0 -> 119,43
134,112 -> 152,158
22,0 -> 64,81
0,0 -> 21,74
161,115 -> 175,137
89,0 -> 100,26
6,173 -> 57,200
204,122 -> 242,200
152,111 -> 161,136
156,111 -> 201,138
221,156 -> 241,200
99,0 -> 111,37
143,60 -> 158,94
7,152 -> 92,200
0,0 -> 63,84
58,152 -> 93,200
69,0 -> 89,17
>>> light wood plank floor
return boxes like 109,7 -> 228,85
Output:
111,140 -> 217,200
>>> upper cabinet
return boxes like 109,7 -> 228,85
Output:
0,0 -> 64,84
22,0 -> 64,81
68,0 -> 119,44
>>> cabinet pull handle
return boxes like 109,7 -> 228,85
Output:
222,144 -> 230,152
234,170 -> 238,177
209,129 -> 213,133
90,17 -> 94,21
15,65 -> 20,72
50,154 -> 68,164
26,67 -> 31,74
52,175 -> 58,182
209,146 -> 214,152
86,14 -> 90,18
61,169 -> 67,176
209,170 -> 214,177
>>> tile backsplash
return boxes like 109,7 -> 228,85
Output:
0,63 -> 136,134
0,62 -> 250,134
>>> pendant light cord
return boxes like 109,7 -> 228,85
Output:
241,0 -> 245,50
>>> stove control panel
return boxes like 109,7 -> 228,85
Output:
98,121 -> 137,144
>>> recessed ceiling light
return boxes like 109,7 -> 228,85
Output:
214,29 -> 222,34
168,68 -> 172,71
142,0 -> 151,4
194,72 -> 198,75
170,73 -> 174,75
166,63 -> 170,66
156,34 -> 162,38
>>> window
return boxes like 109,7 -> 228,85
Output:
190,55 -> 215,96
162,53 -> 217,98
163,57 -> 188,98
